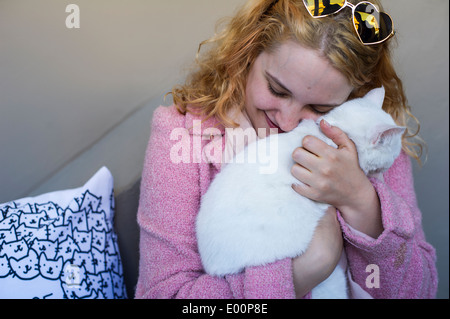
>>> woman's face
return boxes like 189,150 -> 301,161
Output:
245,40 -> 353,136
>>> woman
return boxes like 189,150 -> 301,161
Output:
135,0 -> 437,298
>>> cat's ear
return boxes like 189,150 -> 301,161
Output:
39,252 -> 49,262
365,86 -> 385,109
371,125 -> 406,145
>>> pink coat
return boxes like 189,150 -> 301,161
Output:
135,105 -> 437,299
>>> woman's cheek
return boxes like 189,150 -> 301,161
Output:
254,90 -> 278,112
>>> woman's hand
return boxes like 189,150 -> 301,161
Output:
292,206 -> 343,298
291,119 -> 383,238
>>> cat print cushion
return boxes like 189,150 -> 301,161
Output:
0,167 -> 127,299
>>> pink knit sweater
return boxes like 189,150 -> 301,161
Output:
135,105 -> 437,299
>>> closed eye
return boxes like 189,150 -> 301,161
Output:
265,72 -> 291,99
309,105 -> 336,115
267,82 -> 290,98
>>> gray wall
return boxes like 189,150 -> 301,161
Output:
383,0 -> 449,299
0,0 -> 448,298
0,0 -> 245,198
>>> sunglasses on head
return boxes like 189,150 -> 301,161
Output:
302,0 -> 395,45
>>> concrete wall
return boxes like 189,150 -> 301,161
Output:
0,0 -> 448,298
0,0 -> 245,199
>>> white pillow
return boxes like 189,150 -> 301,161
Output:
0,167 -> 127,299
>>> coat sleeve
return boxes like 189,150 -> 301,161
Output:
338,151 -> 438,299
134,106 -> 297,299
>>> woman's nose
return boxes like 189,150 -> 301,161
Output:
277,105 -> 308,132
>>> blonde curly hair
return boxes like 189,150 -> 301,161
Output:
170,0 -> 424,162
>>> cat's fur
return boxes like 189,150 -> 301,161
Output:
195,87 -> 405,298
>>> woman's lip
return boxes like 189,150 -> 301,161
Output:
264,112 -> 285,133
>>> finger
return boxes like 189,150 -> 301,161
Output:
320,119 -> 355,150
291,165 -> 323,201
302,134 -> 335,158
292,147 -> 317,171
291,181 -> 316,200
291,163 -> 313,186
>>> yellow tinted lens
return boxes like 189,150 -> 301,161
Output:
303,0 -> 346,17
354,3 -> 393,44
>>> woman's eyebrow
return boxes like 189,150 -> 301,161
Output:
266,71 -> 344,107
265,71 -> 292,93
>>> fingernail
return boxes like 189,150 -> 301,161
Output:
322,119 -> 332,128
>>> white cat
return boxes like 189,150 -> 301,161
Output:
196,87 -> 405,299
